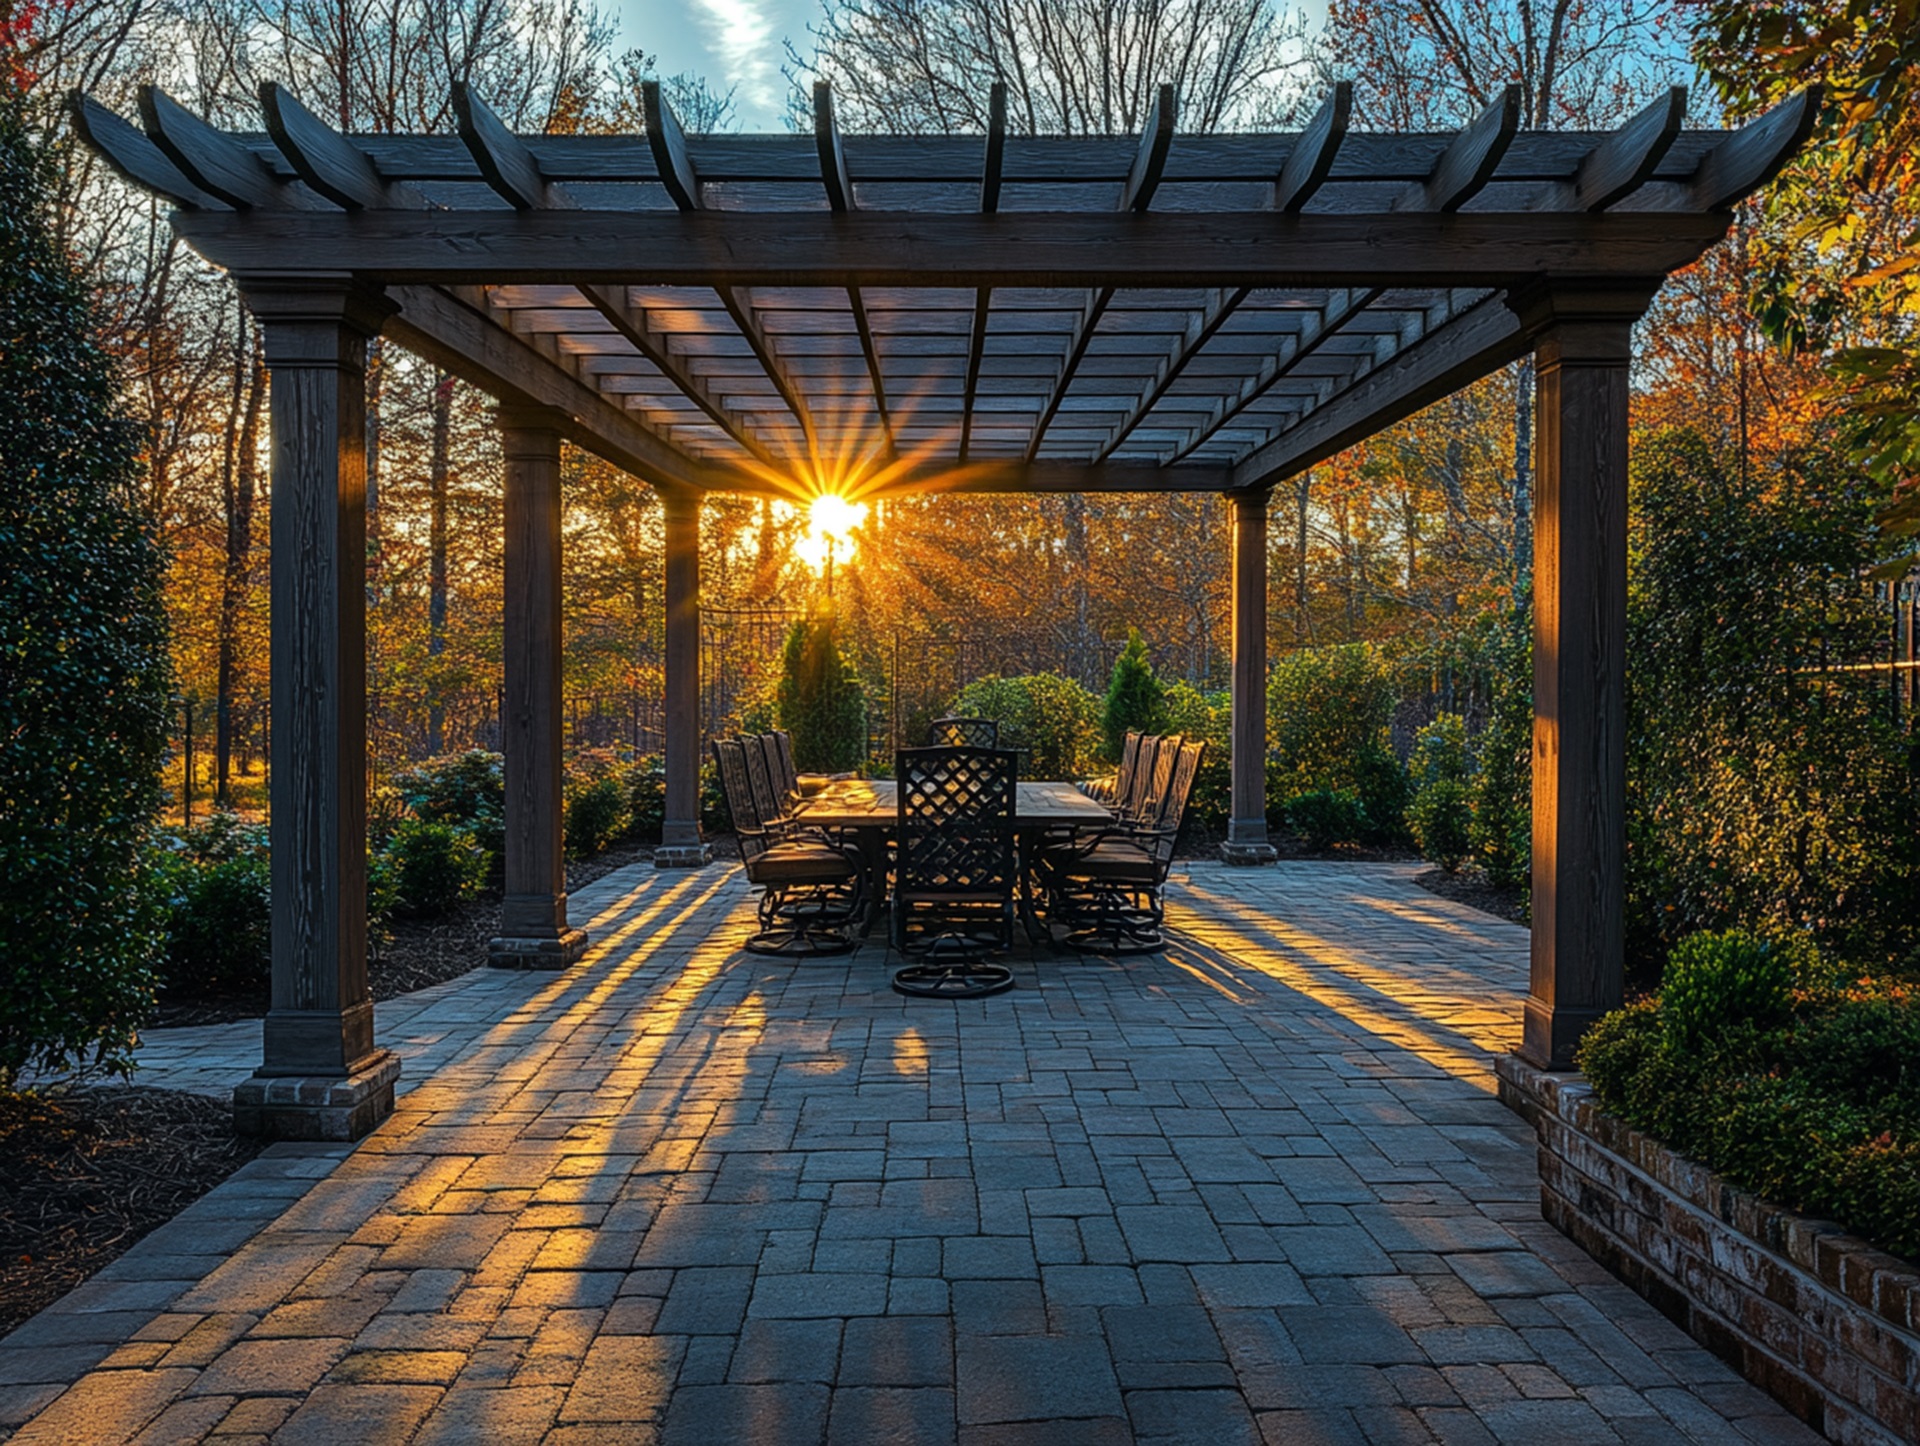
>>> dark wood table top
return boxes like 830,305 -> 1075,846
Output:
795,778 -> 1113,829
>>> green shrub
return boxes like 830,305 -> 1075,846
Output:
1408,779 -> 1473,873
1287,790 -> 1367,851
1580,939 -> 1920,1261
1471,609 -> 1531,893
380,818 -> 488,917
566,775 -> 630,860
625,754 -> 668,843
953,673 -> 1101,779
391,750 -> 505,870
1660,929 -> 1799,1053
1161,681 -> 1231,830
1268,643 -> 1407,839
0,92 -> 173,1082
777,611 -> 867,773
158,851 -> 271,997
1101,628 -> 1167,763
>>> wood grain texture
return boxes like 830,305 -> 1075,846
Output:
1273,83 -> 1351,212
661,492 -> 703,850
1228,490 -> 1272,844
260,82 -> 424,211
69,92 -> 226,210
139,85 -> 318,211
1394,85 -> 1520,213
1523,313 -> 1637,1070
1120,84 -> 1178,213
1571,87 -> 1686,212
249,282 -> 388,1077
455,83 -> 570,211
173,209 -> 1731,289
499,414 -> 570,936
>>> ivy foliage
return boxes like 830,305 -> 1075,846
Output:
0,92 -> 173,1082
1625,429 -> 1920,973
777,609 -> 868,773
1101,627 -> 1167,763
954,672 -> 1101,780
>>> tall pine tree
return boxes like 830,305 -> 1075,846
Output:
1101,628 -> 1166,763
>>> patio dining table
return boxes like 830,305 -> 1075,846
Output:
794,778 -> 1115,938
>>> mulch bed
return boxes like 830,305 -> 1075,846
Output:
0,1087 -> 265,1338
1413,865 -> 1530,925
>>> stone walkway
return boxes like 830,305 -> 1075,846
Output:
0,863 -> 1820,1445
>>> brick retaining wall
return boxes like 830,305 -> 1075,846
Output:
1496,1055 -> 1920,1446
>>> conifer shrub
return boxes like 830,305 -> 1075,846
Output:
1101,628 -> 1167,763
0,92 -> 173,1080
776,611 -> 867,773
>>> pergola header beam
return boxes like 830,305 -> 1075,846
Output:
170,208 -> 1730,286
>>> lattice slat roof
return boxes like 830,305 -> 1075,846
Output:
73,77 -> 1818,500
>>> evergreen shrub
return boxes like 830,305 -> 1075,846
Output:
1101,628 -> 1167,763
1407,714 -> 1472,872
0,92 -> 173,1080
1287,790 -> 1367,850
953,673 -> 1101,779
1160,681 -> 1231,830
380,818 -> 489,917
1267,643 -> 1407,839
776,611 -> 867,773
1581,932 -> 1920,1260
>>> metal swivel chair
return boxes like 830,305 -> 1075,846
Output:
928,716 -> 1000,748
711,738 -> 864,956
1041,740 -> 1206,954
890,745 -> 1018,998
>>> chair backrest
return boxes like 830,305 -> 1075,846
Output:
768,729 -> 801,802
929,716 -> 999,749
895,746 -> 1017,904
1118,734 -> 1160,818
1111,730 -> 1142,797
710,738 -> 773,862
741,734 -> 790,831
1143,741 -> 1207,870
1132,733 -> 1184,825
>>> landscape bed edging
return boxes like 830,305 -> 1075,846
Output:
1496,1053 -> 1920,1446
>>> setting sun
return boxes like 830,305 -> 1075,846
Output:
795,493 -> 869,574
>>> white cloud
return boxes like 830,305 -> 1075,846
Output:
692,0 -> 782,118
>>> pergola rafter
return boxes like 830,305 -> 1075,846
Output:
68,74 -> 1820,1139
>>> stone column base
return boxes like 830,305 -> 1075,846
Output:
488,928 -> 589,970
654,844 -> 712,868
234,1050 -> 400,1142
1219,841 -> 1278,866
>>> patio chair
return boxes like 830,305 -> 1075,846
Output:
742,732 -> 797,836
711,737 -> 864,956
1079,730 -> 1141,806
891,744 -> 1018,998
1041,739 -> 1205,954
929,716 -> 999,748
1119,732 -> 1183,829
770,725 -> 853,797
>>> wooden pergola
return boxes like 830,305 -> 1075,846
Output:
75,75 -> 1815,1139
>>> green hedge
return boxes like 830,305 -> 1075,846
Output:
1580,929 -> 1920,1260
954,673 -> 1101,780
1267,643 -> 1407,842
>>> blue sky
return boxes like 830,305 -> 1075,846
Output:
614,0 -> 821,131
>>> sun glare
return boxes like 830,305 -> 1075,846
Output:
795,492 -> 869,574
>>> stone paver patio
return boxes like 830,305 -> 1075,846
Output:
1,863 -> 1819,1444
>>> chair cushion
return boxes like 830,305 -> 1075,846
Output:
747,842 -> 858,884
1060,841 -> 1157,883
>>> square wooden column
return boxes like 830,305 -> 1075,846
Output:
1515,283 -> 1653,1069
1221,488 -> 1278,864
490,408 -> 588,967
656,488 -> 710,867
233,277 -> 400,1140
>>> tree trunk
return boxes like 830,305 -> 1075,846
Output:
216,324 -> 265,804
1512,356 -> 1534,601
1294,474 -> 1312,644
427,371 -> 455,755
1064,492 -> 1095,683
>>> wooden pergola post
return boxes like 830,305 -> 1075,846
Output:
1222,488 -> 1278,865
1515,282 -> 1654,1069
232,276 -> 400,1141
656,488 -> 709,867
491,407 -> 587,967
